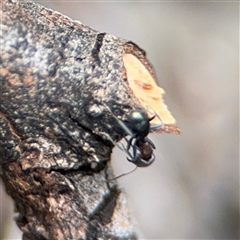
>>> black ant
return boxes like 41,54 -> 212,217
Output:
117,110 -> 158,167
107,107 -> 162,168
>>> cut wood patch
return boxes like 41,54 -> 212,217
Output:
123,52 -> 180,134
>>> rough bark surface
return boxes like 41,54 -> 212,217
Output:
0,0 -> 163,239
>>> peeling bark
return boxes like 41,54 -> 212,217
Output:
0,0 -> 178,239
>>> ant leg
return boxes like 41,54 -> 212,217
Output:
127,138 -> 138,163
103,132 -> 130,154
125,135 -> 135,151
126,151 -> 134,162
131,138 -> 138,159
115,141 -> 127,152
109,137 -> 136,162
112,136 -> 135,160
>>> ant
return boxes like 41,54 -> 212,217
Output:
107,107 -> 162,168
117,110 -> 158,167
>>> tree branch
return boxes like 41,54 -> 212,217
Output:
0,0 -> 179,239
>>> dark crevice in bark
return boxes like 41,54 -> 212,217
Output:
91,32 -> 106,68
68,110 -> 114,148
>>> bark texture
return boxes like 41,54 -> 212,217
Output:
0,0 -> 165,239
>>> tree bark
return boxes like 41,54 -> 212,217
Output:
0,0 -> 179,239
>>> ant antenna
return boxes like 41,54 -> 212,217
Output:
146,105 -> 165,130
102,103 -> 133,136
107,166 -> 138,181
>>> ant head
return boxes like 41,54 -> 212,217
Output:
127,110 -> 151,137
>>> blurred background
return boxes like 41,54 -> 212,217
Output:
1,1 -> 238,239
